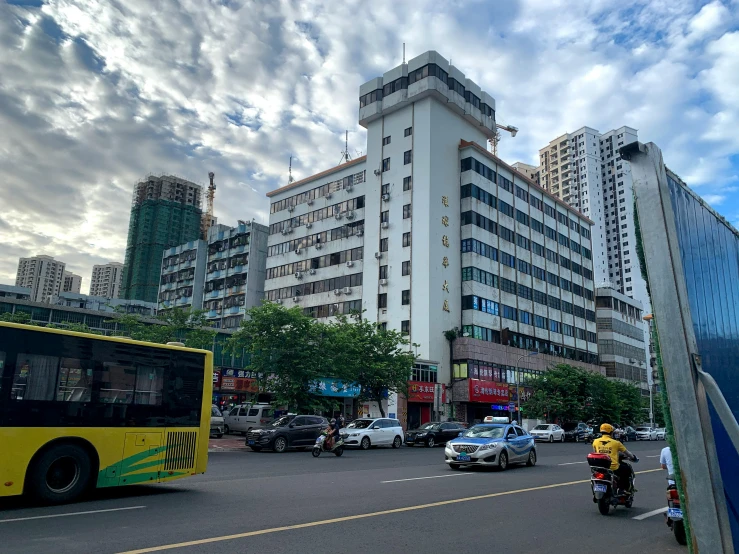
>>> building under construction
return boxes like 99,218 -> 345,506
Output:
120,175 -> 203,303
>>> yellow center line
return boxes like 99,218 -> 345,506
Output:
119,468 -> 663,553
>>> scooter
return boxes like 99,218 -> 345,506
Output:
312,432 -> 345,457
665,476 -> 687,545
587,452 -> 639,515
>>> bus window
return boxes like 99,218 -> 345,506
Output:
57,358 -> 93,402
11,354 -> 58,401
99,362 -> 136,405
134,365 -> 164,406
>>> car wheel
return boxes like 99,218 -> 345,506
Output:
498,450 -> 508,471
360,436 -> 371,450
575,435 -> 580,443
392,436 -> 402,449
560,434 -> 565,443
548,435 -> 553,443
273,437 -> 288,453
526,449 -> 537,467
27,443 -> 92,504
224,425 -> 230,435
426,436 -> 435,448
214,433 -> 223,439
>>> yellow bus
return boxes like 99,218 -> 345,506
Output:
0,322 -> 213,504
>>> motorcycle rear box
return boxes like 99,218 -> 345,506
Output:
587,453 -> 612,468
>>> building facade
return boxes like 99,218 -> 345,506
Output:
121,175 -> 203,303
50,292 -> 157,316
89,262 -> 123,298
511,162 -> 540,186
265,51 -> 602,426
595,286 -> 648,393
62,271 -> 82,294
0,284 -> 31,300
15,255 -> 66,303
159,240 -> 208,312
204,221 -> 269,329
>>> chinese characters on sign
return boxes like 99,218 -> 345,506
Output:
441,195 -> 449,207
442,257 -> 449,268
442,215 -> 449,227
442,280 -> 449,292
468,378 -> 510,403
443,300 -> 450,312
407,381 -> 445,403
442,235 -> 449,248
223,369 -> 259,379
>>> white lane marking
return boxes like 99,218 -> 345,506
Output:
646,455 -> 661,458
558,461 -> 587,465
633,507 -> 668,520
0,505 -> 145,524
382,474 -> 472,484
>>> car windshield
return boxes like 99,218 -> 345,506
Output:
211,407 -> 221,417
462,425 -> 505,439
561,422 -> 578,431
533,425 -> 551,430
636,427 -> 650,432
419,423 -> 439,430
346,419 -> 373,429
271,416 -> 293,427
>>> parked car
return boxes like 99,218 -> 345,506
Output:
210,405 -> 224,438
224,403 -> 273,435
405,421 -> 467,447
636,426 -> 658,441
620,426 -> 638,442
445,422 -> 536,470
246,414 -> 328,453
530,424 -> 565,443
656,427 -> 666,440
562,422 -> 589,442
340,418 -> 404,449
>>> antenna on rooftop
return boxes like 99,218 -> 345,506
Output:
339,130 -> 352,164
403,43 -> 406,64
288,156 -> 295,184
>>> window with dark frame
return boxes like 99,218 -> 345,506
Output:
403,232 -> 411,247
402,261 -> 410,276
404,127 -> 412,137
401,290 -> 410,305
403,204 -> 411,219
403,176 -> 412,191
379,265 -> 388,280
382,136 -> 391,146
378,294 -> 388,308
382,158 -> 390,172
404,150 -> 412,165
380,238 -> 388,252
401,320 -> 410,335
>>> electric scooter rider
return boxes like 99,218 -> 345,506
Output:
326,418 -> 340,449
592,423 -> 638,493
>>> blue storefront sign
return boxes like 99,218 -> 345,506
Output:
311,378 -> 361,398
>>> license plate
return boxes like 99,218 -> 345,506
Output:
248,440 -> 255,445
316,437 -> 322,443
668,508 -> 683,520
457,454 -> 471,462
593,484 -> 607,493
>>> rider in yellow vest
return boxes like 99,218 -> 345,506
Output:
592,423 -> 638,492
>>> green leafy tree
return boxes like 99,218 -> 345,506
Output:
47,322 -> 103,335
111,308 -> 216,349
226,303 -> 336,413
0,312 -> 35,324
330,314 -> 416,417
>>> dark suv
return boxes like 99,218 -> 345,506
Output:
246,414 -> 328,453
405,421 -> 468,447
562,421 -> 589,442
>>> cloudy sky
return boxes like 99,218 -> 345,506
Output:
1,0 -> 738,292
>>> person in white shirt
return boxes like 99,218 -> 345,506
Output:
660,445 -> 675,485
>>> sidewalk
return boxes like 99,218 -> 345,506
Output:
208,436 -> 249,452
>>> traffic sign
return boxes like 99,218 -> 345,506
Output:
509,402 -> 516,411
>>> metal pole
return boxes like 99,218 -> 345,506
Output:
516,354 -> 523,426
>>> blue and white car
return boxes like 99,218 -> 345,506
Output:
444,421 -> 536,471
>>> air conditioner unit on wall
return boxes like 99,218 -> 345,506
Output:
382,193 -> 390,202
357,229 -> 364,236
315,243 -> 322,250
343,287 -> 352,295
295,248 -> 302,255
293,296 -> 300,302
295,271 -> 303,279
379,278 -> 388,286
307,199 -> 314,205
346,211 -> 355,220
275,298 -> 283,304
306,222 -> 313,229
381,222 -> 389,229
309,268 -> 316,275
335,213 -> 343,220
374,252 -> 382,259
334,289 -> 342,295
326,192 -> 332,199
346,261 -> 354,268
346,185 -> 354,192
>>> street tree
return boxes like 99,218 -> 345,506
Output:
330,314 -> 416,417
112,308 -> 216,349
226,303 -> 339,413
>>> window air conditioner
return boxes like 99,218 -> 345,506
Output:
315,243 -> 323,250
346,185 -> 354,192
326,192 -> 332,199
343,287 -> 352,295
307,199 -> 314,205
335,213 -> 343,220
309,268 -> 316,275
357,229 -> 364,236
381,222 -> 389,229
346,261 -> 354,268
295,271 -> 303,279
275,299 -> 283,305
293,296 -> 300,302
295,248 -> 302,255
382,193 -> 390,202
334,289 -> 342,295
379,278 -> 388,286
346,211 -> 355,220
374,252 -> 382,259
306,223 -> 313,229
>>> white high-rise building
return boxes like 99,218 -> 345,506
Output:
89,262 -> 124,298
15,255 -> 66,303
62,271 -> 82,294
265,51 -> 601,426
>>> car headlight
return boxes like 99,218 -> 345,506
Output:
479,442 -> 499,451
416,432 -> 427,437
350,433 -> 360,437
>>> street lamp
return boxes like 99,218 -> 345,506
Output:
643,313 -> 655,427
515,351 -> 538,425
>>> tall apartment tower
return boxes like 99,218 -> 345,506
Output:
89,262 -> 124,298
159,240 -> 208,312
266,51 -> 600,425
511,162 -> 540,186
121,175 -> 203,303
15,255 -> 66,303
62,271 -> 82,294
536,126 -> 647,312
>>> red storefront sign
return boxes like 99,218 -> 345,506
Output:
220,377 -> 258,393
407,381 -> 445,403
468,379 -> 509,404
213,370 -> 221,387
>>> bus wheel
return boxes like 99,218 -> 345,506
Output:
28,444 -> 92,504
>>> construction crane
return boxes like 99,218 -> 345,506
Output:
489,123 -> 518,156
201,171 -> 216,239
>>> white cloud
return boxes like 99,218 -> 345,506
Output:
0,0 -> 738,289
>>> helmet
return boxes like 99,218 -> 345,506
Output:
600,423 -> 614,435
330,418 -> 336,424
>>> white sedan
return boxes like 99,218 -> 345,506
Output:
636,426 -> 658,440
529,424 -> 565,443
655,428 -> 666,440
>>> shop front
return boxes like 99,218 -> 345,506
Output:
465,378 -> 511,424
406,381 -> 445,430
214,369 -> 261,412
311,378 -> 361,419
